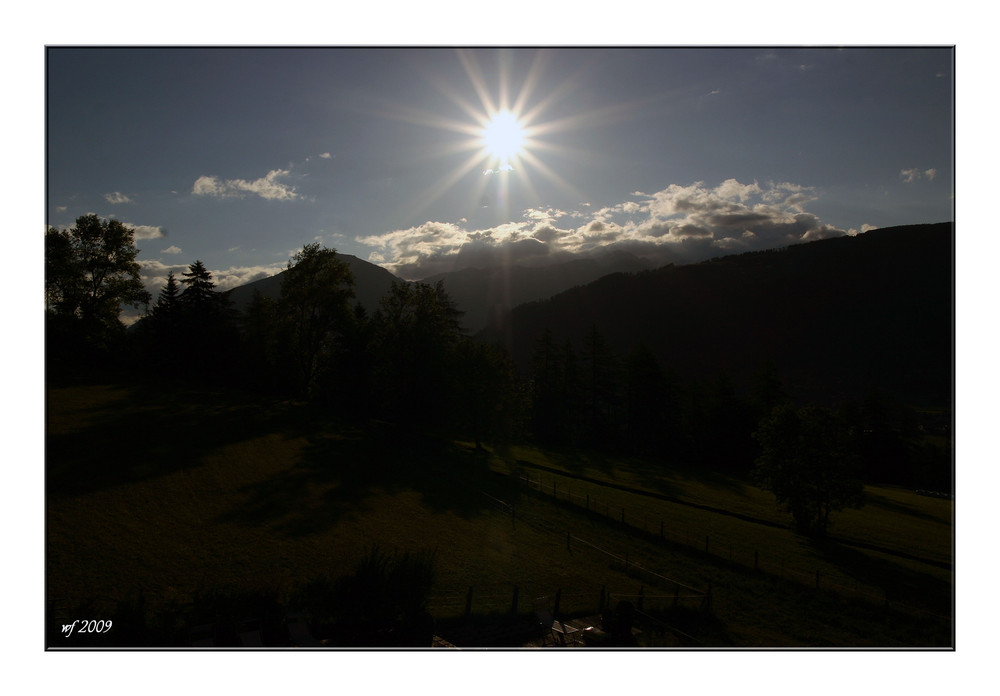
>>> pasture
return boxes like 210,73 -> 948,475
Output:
46,383 -> 953,647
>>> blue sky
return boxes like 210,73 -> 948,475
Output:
46,46 -> 953,302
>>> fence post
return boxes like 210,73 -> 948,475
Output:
554,588 -> 562,616
673,585 -> 679,609
625,551 -> 629,572
465,586 -> 473,618
599,585 -> 606,612
587,493 -> 590,511
567,531 -> 571,552
705,535 -> 710,554
511,585 -> 519,616
637,586 -> 644,611
816,570 -> 821,590
660,520 -> 664,539
754,550 -> 759,572
621,507 -> 625,525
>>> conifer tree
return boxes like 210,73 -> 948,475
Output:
151,272 -> 180,323
179,260 -> 218,311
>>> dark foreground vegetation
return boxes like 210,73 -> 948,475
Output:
45,215 -> 954,647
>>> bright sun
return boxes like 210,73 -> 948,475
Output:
480,110 -> 526,165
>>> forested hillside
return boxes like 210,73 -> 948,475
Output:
489,223 -> 953,411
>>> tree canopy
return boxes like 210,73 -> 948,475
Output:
278,243 -> 355,396
753,404 -> 865,536
45,214 -> 150,331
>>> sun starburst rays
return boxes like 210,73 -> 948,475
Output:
371,49 -> 600,223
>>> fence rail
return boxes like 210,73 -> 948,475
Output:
515,471 -> 951,620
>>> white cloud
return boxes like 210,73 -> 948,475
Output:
192,169 -> 299,201
161,245 -> 182,254
212,264 -> 288,291
901,167 -> 938,183
104,191 -> 132,204
139,258 -> 287,301
357,179 -> 849,279
128,223 -> 165,240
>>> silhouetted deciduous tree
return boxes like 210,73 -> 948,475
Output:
45,215 -> 150,330
45,214 -> 151,374
278,243 -> 355,397
753,404 -> 865,536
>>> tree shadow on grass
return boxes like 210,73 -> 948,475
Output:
46,383 -> 322,496
863,491 -> 951,524
216,429 -> 512,538
807,537 -> 953,616
539,445 -> 750,502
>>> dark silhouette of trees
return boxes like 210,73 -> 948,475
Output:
138,271 -> 183,373
750,359 -> 789,419
623,342 -> 677,455
236,289 -> 282,393
701,374 -> 758,470
371,280 -> 464,431
528,329 -> 565,442
753,404 -> 865,536
277,243 -> 355,397
560,339 -> 583,442
170,260 -> 238,377
45,214 -> 151,375
581,324 -> 620,448
45,215 -> 150,328
152,272 -> 181,325
453,339 -> 522,451
179,260 -> 219,310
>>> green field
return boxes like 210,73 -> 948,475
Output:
46,383 -> 953,647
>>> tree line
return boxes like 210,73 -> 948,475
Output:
46,215 -> 950,536
46,216 -> 523,449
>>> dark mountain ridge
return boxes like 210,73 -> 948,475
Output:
225,254 -> 400,315
421,249 -> 653,333
484,222 -> 954,410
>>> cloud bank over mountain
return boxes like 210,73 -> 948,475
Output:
358,179 -> 858,279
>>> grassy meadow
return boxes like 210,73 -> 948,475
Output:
46,382 -> 953,647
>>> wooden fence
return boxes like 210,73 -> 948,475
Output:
515,472 -> 950,620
